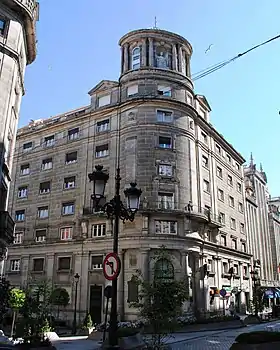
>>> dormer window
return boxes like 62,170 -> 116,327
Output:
132,47 -> 141,70
98,95 -> 111,108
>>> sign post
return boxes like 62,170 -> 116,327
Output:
103,285 -> 112,343
220,288 -> 227,316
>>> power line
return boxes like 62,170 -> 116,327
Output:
192,33 -> 280,81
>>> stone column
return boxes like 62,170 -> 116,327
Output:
148,38 -> 154,67
118,250 -> 125,321
142,38 -> 147,66
120,46 -> 124,73
124,43 -> 129,72
142,215 -> 148,235
186,55 -> 191,77
140,249 -> 150,281
172,44 -> 178,71
178,45 -> 183,72
215,257 -> 222,310
46,253 -> 55,280
200,254 -> 209,313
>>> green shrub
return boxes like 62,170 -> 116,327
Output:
82,313 -> 93,329
235,331 -> 280,344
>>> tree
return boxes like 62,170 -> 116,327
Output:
9,287 -> 26,337
50,287 -> 70,319
130,246 -> 189,348
0,278 -> 10,325
83,313 -> 93,330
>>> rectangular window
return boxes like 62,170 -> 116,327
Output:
218,188 -> 224,201
226,154 -> 231,163
42,158 -> 53,170
232,239 -> 237,250
216,144 -> 221,154
44,135 -> 55,147
219,212 -> 225,224
10,259 -> 20,272
237,182 -> 242,193
39,181 -> 51,194
38,206 -> 49,219
20,164 -> 30,175
203,179 -> 210,193
0,19 -> 6,35
157,110 -> 173,123
158,136 -> 172,149
240,223 -> 245,233
35,229 -> 46,243
58,257 -> 71,270
158,192 -> 174,210
202,155 -> 208,168
233,264 -> 239,275
23,142 -> 32,152
60,227 -> 73,240
91,255 -> 103,269
98,94 -> 111,107
216,166 -> 223,178
235,162 -> 240,170
229,196 -> 235,207
64,176 -> 76,189
33,258 -> 44,272
15,210 -> 25,221
230,218 -> 236,230
201,132 -> 207,143
127,85 -> 138,97
18,186 -> 28,198
186,93 -> 193,105
158,164 -> 172,177
221,235 -> 227,247
238,202 -> 243,213
155,220 -> 177,235
157,86 -> 171,97
242,242 -> 246,252
14,232 -> 23,244
91,223 -> 106,237
65,151 -> 77,164
95,144 -> 109,158
62,202 -> 75,215
68,127 -> 79,141
243,265 -> 248,277
96,119 -> 109,133
227,175 -> 233,186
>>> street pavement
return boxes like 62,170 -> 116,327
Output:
52,321 -> 280,350
169,320 -> 280,349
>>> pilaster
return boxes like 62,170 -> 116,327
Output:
142,38 -> 147,66
118,250 -> 125,320
172,44 -> 178,71
178,45 -> 183,72
124,43 -> 129,72
148,38 -> 154,67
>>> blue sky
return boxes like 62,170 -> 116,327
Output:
21,0 -> 280,195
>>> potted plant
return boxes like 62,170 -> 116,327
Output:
82,313 -> 94,335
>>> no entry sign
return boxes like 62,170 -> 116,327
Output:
103,252 -> 121,281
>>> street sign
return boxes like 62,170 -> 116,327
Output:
103,252 -> 121,281
220,288 -> 227,297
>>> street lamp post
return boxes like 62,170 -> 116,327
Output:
250,263 -> 261,317
89,165 -> 142,349
72,272 -> 80,335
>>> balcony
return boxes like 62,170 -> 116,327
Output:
5,0 -> 38,20
0,211 -> 15,244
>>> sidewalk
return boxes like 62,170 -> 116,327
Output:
174,319 -> 245,333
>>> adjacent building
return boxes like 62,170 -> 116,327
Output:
6,28 -> 252,323
0,0 -> 39,273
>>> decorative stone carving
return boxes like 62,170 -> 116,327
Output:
156,52 -> 168,68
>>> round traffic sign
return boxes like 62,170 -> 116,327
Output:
103,252 -> 121,281
220,288 -> 227,297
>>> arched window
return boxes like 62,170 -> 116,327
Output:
154,258 -> 174,282
132,47 -> 141,70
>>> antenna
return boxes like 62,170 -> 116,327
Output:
153,16 -> 158,29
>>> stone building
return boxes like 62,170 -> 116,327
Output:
6,28 -> 252,323
0,0 -> 39,275
244,155 -> 277,287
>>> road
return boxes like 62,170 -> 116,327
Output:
169,321 -> 280,349
52,321 -> 280,350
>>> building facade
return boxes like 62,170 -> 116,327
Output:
0,0 -> 38,273
6,28 -> 252,323
244,156 -> 278,288
268,196 -> 280,283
